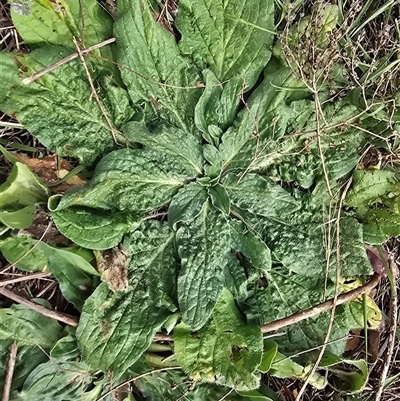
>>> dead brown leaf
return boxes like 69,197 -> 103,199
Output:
95,245 -> 129,291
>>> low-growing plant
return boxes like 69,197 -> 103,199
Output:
0,0 -> 399,400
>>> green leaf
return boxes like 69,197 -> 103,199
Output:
195,70 -> 242,136
320,353 -> 368,393
50,206 -> 136,250
14,360 -> 95,401
177,202 -> 231,330
219,67 -> 299,170
223,173 -> 300,218
123,121 -> 204,176
259,340 -> 278,373
269,351 -> 327,389
50,328 -> 80,362
168,183 -> 208,229
0,48 -> 131,165
208,184 -> 231,215
52,149 -> 187,215
77,221 -> 178,377
229,220 -> 272,274
0,162 -> 49,229
114,0 -> 202,132
0,235 -> 47,272
174,289 -> 263,391
177,0 -> 274,86
9,0 -> 113,59
362,210 -> 400,244
346,170 -> 400,207
0,304 -> 63,393
39,244 -> 98,310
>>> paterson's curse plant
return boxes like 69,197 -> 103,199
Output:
1,0 -> 397,396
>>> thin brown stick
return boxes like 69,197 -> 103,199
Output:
96,366 -> 181,401
1,342 -> 18,401
151,273 -> 381,343
261,272 -> 381,334
22,37 -> 116,85
0,287 -> 78,327
73,37 -> 120,144
0,272 -> 52,287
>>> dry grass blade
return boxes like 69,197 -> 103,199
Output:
0,272 -> 52,287
374,249 -> 399,401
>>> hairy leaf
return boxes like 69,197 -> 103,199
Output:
115,0 -> 202,132
9,0 -> 113,60
195,70 -> 243,136
0,48 -> 132,165
177,202 -> 231,330
123,121 -> 204,176
0,304 -> 63,393
219,67 -> 300,170
177,0 -> 274,86
77,221 -> 178,377
168,183 -> 208,228
223,173 -> 300,218
50,206 -> 136,250
174,289 -> 263,391
52,149 -> 187,214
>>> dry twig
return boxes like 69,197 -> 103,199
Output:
1,342 -> 18,401
22,37 -> 116,85
0,272 -> 52,287
374,251 -> 398,401
0,287 -> 78,327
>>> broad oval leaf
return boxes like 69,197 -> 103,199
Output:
50,207 -> 136,250
223,173 -> 300,218
77,221 -> 178,377
124,121 -> 204,176
174,289 -> 263,391
177,202 -> 231,330
53,149 -> 187,214
177,0 -> 275,86
168,183 -> 208,229
115,0 -> 202,132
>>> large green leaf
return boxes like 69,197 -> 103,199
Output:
77,221 -> 178,377
168,183 -> 208,228
0,304 -> 63,394
123,121 -> 204,176
346,170 -> 400,207
174,289 -> 263,391
223,173 -> 300,218
52,148 -> 187,213
14,361 -> 95,401
177,0 -> 274,86
0,48 -> 132,165
114,0 -> 202,132
9,0 -> 113,60
0,235 -> 98,309
195,70 -> 243,137
0,162 -> 49,229
219,67 -> 300,170
50,206 -> 136,250
176,202 -> 231,330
